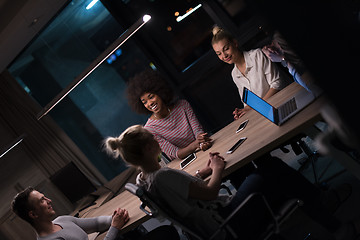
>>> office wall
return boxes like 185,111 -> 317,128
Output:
0,70 -> 106,239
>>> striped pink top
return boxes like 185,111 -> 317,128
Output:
144,99 -> 204,159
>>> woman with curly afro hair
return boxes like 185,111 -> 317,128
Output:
126,69 -> 212,163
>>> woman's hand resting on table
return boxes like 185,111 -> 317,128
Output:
189,152 -> 226,200
196,152 -> 225,179
233,106 -> 251,120
177,133 -> 213,159
197,133 -> 213,151
208,152 -> 225,171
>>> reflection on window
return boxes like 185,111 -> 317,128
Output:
217,0 -> 246,18
123,0 -> 214,72
217,0 -> 250,25
8,0 -> 151,180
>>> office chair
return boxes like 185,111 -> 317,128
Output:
278,131 -> 346,187
125,183 -> 203,240
125,183 -> 304,240
275,131 -> 325,185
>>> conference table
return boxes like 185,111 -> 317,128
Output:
84,82 -> 327,239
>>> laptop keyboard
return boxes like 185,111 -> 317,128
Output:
280,98 -> 297,119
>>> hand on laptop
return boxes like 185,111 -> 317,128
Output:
233,106 -> 251,120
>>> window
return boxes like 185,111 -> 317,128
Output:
217,0 -> 249,24
9,0 -> 152,180
120,0 -> 215,73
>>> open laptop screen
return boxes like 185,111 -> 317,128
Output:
243,87 -> 275,122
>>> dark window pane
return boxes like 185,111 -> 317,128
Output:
124,0 -> 215,72
216,0 -> 252,26
8,0 -> 151,180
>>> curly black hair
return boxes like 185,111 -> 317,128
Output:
127,70 -> 174,114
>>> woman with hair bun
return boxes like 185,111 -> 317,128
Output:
211,26 -> 290,119
103,125 -> 351,240
126,70 -> 212,162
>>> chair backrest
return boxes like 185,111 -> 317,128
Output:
125,183 -> 204,240
125,183 -> 304,240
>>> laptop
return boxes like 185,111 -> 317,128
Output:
242,87 -> 316,126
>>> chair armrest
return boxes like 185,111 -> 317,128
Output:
140,202 -> 158,217
125,183 -> 143,197
125,183 -> 159,217
276,199 -> 303,222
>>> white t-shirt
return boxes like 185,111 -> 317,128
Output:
136,168 -> 231,239
231,48 -> 287,104
37,216 -> 118,240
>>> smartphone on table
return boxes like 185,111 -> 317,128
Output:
236,119 -> 249,133
180,153 -> 197,169
226,137 -> 247,154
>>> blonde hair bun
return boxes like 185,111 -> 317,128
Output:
212,25 -> 222,36
103,137 -> 121,158
103,125 -> 155,167
107,137 -> 120,151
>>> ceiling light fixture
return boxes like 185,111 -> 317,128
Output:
86,0 -> 99,10
176,4 -> 202,22
0,135 -> 25,158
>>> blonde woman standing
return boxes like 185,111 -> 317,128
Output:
211,26 -> 290,119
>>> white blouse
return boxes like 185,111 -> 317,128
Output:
231,48 -> 285,104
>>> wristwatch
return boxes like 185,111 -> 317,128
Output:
195,170 -> 202,179
281,57 -> 287,68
